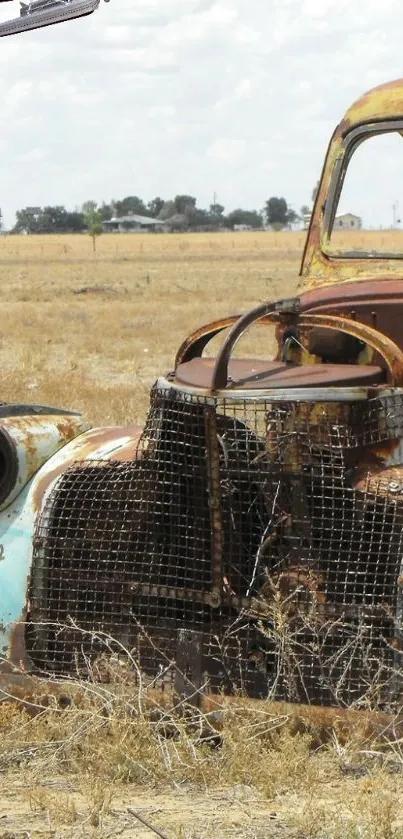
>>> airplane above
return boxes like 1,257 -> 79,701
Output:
0,0 -> 107,37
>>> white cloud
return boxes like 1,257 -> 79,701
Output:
17,147 -> 45,163
0,0 -> 402,227
206,138 -> 245,163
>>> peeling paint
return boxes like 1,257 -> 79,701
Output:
0,420 -> 142,673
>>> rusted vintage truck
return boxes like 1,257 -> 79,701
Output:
3,69 -> 403,710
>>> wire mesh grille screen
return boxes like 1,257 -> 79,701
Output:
28,385 -> 403,709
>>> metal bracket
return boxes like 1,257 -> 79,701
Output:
0,0 -> 106,37
274,297 -> 301,314
174,629 -> 203,709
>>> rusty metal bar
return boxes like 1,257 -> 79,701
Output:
209,300 -> 280,390
128,582 -> 394,622
210,309 -> 403,391
175,315 -> 277,367
204,406 -> 224,604
174,629 -> 203,708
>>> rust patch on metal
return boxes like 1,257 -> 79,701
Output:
176,358 -> 385,390
31,425 -> 143,511
175,314 -> 275,367
0,676 -> 400,743
299,314 -> 403,386
6,616 -> 31,673
341,78 -> 403,132
353,463 -> 403,495
175,316 -> 240,367
300,280 -> 403,366
198,695 -> 403,745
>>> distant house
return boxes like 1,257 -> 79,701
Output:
334,213 -> 362,230
302,212 -> 311,230
103,213 -> 167,233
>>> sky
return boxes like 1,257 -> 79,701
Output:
1,0 -> 403,228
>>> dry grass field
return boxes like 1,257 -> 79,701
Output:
0,230 -> 304,427
2,229 -> 403,839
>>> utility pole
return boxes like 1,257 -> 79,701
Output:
392,201 -> 400,228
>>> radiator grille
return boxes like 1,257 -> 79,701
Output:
27,385 -> 403,709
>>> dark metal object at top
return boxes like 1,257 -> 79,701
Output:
0,0 -> 106,36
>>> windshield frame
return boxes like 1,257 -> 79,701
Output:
322,119 -> 403,260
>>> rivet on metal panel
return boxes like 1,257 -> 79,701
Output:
208,589 -> 221,609
388,482 -> 403,494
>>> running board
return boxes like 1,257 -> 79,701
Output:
0,0 -> 102,37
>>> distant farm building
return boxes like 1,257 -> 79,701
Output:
103,214 -> 167,233
334,213 -> 362,230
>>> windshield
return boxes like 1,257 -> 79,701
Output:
325,126 -> 403,258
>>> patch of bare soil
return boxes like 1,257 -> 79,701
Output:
0,778 -> 297,839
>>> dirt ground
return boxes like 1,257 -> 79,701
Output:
2,767 -> 403,839
0,778 -> 297,838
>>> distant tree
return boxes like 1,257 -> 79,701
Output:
225,209 -> 263,229
174,195 -> 197,215
165,213 -> 188,232
44,206 -> 69,232
264,197 -> 298,229
65,211 -> 86,232
0,209 -> 3,232
147,197 -> 165,218
158,200 -> 175,220
14,205 -> 86,234
97,202 -> 114,222
14,207 -> 42,233
114,196 -> 147,217
264,197 -> 288,229
82,200 -> 98,215
311,180 -> 320,204
207,203 -> 225,229
300,204 -> 311,217
209,202 -> 225,217
188,207 -> 211,228
84,207 -> 103,253
161,196 -> 201,229
286,208 -> 299,226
